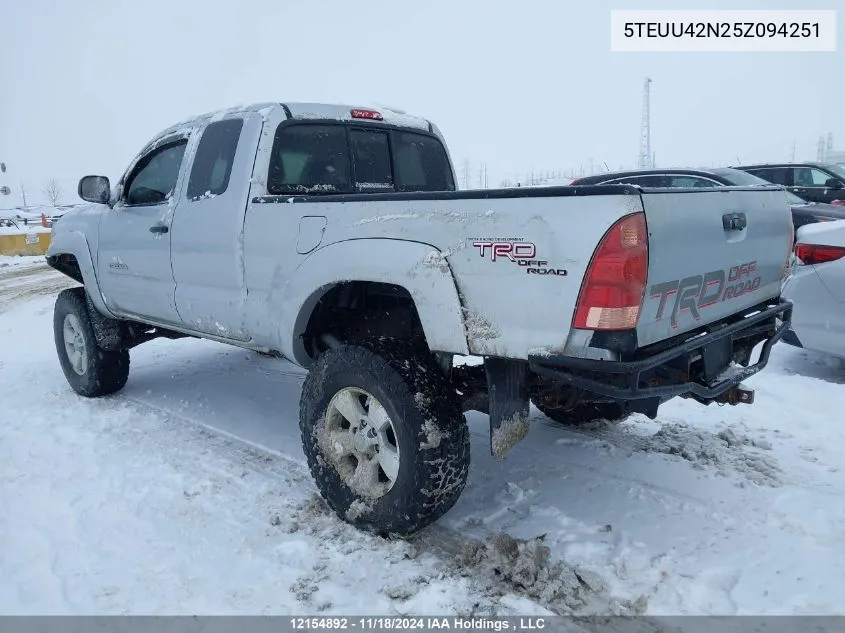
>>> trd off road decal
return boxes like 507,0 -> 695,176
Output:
649,260 -> 761,329
469,238 -> 568,277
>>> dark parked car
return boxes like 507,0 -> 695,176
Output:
732,162 -> 845,205
569,167 -> 845,232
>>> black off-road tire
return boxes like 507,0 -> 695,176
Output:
54,287 -> 130,397
533,399 -> 630,426
299,340 -> 470,536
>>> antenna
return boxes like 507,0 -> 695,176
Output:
637,77 -> 652,168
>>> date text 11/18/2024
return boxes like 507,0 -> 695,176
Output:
290,616 -> 549,630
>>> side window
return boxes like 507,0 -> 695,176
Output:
618,175 -> 668,187
267,125 -> 352,194
668,175 -> 720,188
187,119 -> 243,200
392,133 -> 455,191
125,140 -> 188,206
749,168 -> 788,185
792,167 -> 832,187
350,130 -> 393,192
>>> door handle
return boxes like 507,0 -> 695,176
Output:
149,224 -> 168,234
722,212 -> 747,231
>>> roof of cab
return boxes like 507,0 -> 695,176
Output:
164,102 -> 432,135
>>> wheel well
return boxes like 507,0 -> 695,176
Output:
302,282 -> 427,359
47,253 -> 83,283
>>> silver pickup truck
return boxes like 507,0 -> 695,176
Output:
47,102 -> 793,535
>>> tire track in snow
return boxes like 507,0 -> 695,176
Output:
0,262 -> 52,281
0,268 -> 77,311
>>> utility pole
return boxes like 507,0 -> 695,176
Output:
638,77 -> 653,169
461,159 -> 471,190
20,182 -> 28,209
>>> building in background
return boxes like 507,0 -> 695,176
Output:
817,133 -> 845,165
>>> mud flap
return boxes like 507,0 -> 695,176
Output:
484,358 -> 530,459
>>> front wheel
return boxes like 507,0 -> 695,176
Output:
53,287 -> 130,397
299,341 -> 470,536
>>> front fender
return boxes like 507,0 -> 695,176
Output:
46,230 -> 115,318
282,239 -> 470,366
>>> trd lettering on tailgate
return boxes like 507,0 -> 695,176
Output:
650,260 -> 760,329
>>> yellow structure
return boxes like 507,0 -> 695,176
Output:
0,231 -> 52,256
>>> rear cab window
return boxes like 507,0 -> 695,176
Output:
266,122 -> 454,196
187,119 -> 243,200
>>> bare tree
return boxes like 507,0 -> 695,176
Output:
43,178 -> 62,207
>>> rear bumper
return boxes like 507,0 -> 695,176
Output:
529,300 -> 792,401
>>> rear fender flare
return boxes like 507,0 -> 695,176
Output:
282,239 -> 470,366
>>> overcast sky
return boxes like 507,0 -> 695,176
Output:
1,0 -> 842,206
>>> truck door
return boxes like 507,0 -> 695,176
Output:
97,133 -> 191,325
170,114 -> 262,340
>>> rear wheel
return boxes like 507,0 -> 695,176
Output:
53,288 -> 130,397
532,399 -> 630,426
299,340 -> 470,536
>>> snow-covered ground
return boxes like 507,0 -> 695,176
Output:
0,254 -> 48,270
2,267 -> 845,616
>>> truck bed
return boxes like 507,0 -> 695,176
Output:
244,183 -> 793,361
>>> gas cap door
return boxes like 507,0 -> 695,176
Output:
296,216 -> 327,254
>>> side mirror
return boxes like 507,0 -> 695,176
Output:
78,175 -> 111,204
824,178 -> 844,190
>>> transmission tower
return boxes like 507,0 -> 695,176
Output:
638,77 -> 652,169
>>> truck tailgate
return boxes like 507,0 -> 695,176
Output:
637,187 -> 792,347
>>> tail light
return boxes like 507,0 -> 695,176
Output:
795,243 -> 845,266
569,178 -> 583,185
572,212 -> 648,330
830,199 -> 845,207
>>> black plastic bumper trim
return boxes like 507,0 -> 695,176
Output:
529,300 -> 793,401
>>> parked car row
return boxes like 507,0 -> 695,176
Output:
570,162 -> 845,364
570,165 -> 845,233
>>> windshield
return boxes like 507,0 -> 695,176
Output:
826,164 -> 845,180
710,168 -> 771,186
784,191 -> 808,205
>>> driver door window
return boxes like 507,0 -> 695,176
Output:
124,140 -> 188,206
792,167 -> 830,187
